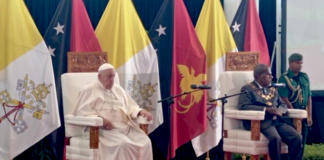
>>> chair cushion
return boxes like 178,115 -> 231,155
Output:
66,153 -> 98,160
224,140 -> 268,155
219,71 -> 254,109
66,145 -> 98,160
224,129 -> 288,155
227,129 -> 269,141
65,124 -> 84,137
286,109 -> 307,118
65,115 -> 103,137
62,73 -> 99,116
224,140 -> 288,155
70,136 -> 90,148
66,137 -> 99,160
65,115 -> 103,126
61,72 -> 120,116
225,109 -> 265,120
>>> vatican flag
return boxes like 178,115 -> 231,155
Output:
0,0 -> 60,159
96,0 -> 163,133
192,0 -> 237,156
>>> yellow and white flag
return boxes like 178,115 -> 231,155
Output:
191,0 -> 237,156
0,0 -> 60,159
95,0 -> 163,133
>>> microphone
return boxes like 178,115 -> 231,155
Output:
190,84 -> 211,90
269,83 -> 286,88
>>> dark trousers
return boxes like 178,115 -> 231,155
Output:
261,120 -> 303,160
301,119 -> 309,155
284,118 -> 309,155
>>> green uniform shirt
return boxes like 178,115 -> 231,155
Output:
278,69 -> 311,109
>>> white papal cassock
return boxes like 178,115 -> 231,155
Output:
72,79 -> 153,160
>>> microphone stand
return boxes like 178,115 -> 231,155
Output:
209,85 -> 279,159
158,89 -> 204,160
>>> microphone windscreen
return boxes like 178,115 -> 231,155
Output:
190,84 -> 198,89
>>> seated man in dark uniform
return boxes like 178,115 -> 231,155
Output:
238,64 -> 302,160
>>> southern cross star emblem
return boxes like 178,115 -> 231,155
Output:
232,21 -> 241,33
48,46 -> 56,57
155,24 -> 166,37
54,22 -> 65,35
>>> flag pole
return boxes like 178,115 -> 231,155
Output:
270,41 -> 277,69
206,151 -> 210,160
158,89 -> 205,159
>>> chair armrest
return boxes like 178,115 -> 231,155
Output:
225,109 -> 265,120
65,115 -> 103,126
135,115 -> 153,124
285,109 -> 307,119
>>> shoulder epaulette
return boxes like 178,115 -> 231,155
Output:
282,71 -> 288,75
299,72 -> 307,76
299,72 -> 309,80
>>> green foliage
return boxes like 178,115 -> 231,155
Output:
231,144 -> 324,160
231,154 -> 266,160
304,144 -> 324,160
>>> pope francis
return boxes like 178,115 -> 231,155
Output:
72,63 -> 153,160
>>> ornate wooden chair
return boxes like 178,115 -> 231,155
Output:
221,52 -> 306,160
62,52 -> 151,160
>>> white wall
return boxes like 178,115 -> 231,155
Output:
286,0 -> 324,90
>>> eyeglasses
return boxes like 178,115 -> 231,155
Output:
102,74 -> 115,79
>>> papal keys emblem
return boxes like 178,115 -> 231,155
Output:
0,75 -> 52,134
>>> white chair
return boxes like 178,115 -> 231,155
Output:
62,72 -> 151,160
219,71 -> 307,160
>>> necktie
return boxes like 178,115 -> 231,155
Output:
262,88 -> 267,94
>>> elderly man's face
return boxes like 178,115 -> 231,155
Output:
289,61 -> 303,73
98,69 -> 115,89
257,67 -> 273,87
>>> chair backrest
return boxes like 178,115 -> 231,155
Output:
61,72 -> 120,116
67,52 -> 107,72
219,71 -> 254,109
225,52 -> 259,71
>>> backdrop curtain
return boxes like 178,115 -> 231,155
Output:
15,0 -> 294,160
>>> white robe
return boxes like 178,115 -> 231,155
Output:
72,80 -> 153,160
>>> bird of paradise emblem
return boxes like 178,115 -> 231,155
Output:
176,65 -> 206,114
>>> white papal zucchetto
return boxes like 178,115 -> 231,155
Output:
98,63 -> 114,72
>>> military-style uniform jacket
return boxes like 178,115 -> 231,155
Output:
238,81 -> 288,130
278,69 -> 311,109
